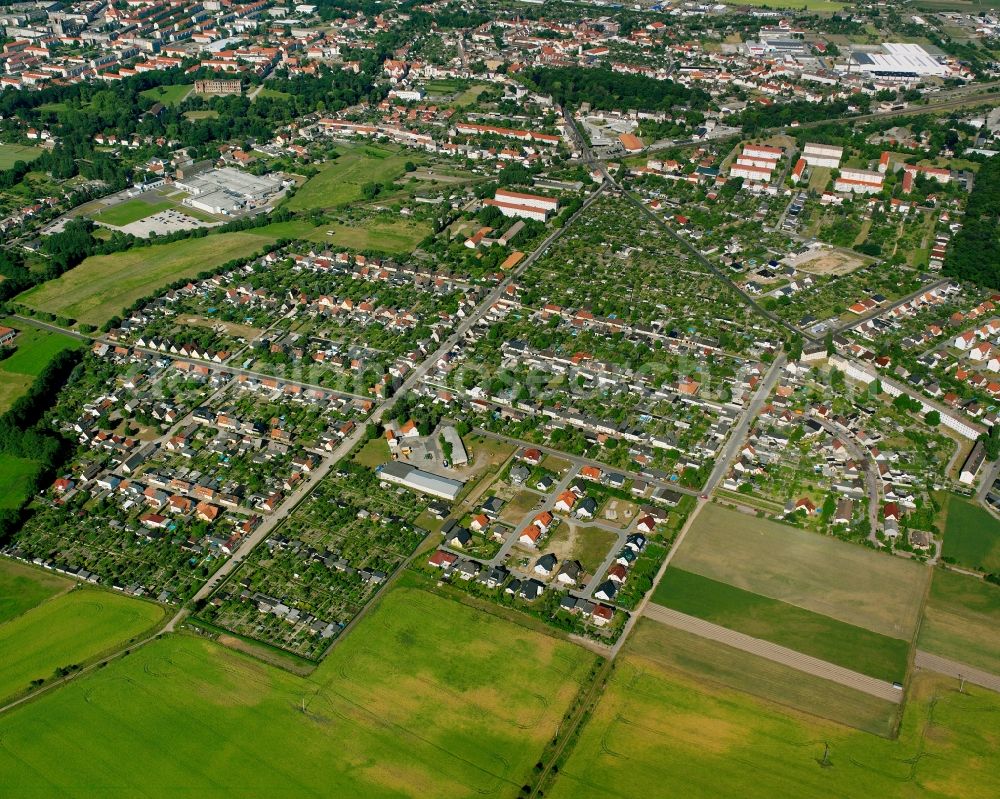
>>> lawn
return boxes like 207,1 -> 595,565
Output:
139,83 -> 193,107
548,643 -> 999,799
0,454 -> 43,510
0,559 -> 69,624
17,231 -> 279,326
354,437 -> 391,468
673,503 -> 929,639
0,321 -> 81,377
625,620 -> 899,736
0,144 -> 44,170
0,372 -> 32,413
0,587 -> 165,704
918,569 -> 1000,674
652,568 -> 911,682
0,585 -> 596,796
286,146 -> 417,211
943,496 -> 1000,572
92,198 -> 174,227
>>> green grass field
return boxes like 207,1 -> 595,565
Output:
139,83 -> 193,107
92,199 -> 173,227
310,218 -> 431,254
0,321 -> 81,377
0,144 -> 44,170
720,0 -> 844,8
918,569 -> 1000,674
0,454 -> 43,510
674,503 -> 929,639
943,496 -> 1000,572
353,437 -> 391,467
286,147 -> 417,211
0,320 -> 81,413
17,231 -> 279,326
0,559 -> 69,624
653,568 -> 910,682
0,588 -> 165,703
0,584 -> 595,796
548,641 -> 999,799
625,621 -> 899,736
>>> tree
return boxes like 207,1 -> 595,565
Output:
925,410 -> 941,427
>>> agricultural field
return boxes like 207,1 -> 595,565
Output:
672,503 -> 929,640
943,496 -> 1000,573
0,587 -> 165,704
0,584 -> 596,796
139,83 -> 193,107
0,144 -> 44,169
548,625 -> 1000,799
918,569 -> 1000,675
652,568 -> 910,682
0,559 -> 69,624
624,622 -> 900,735
91,198 -> 174,227
286,146 -> 417,211
16,230 -> 281,326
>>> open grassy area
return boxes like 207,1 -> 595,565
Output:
139,83 -> 192,107
625,620 -> 899,735
0,584 -> 595,796
918,569 -> 1000,674
0,321 -> 81,377
17,231 -> 279,326
286,146 -> 417,211
309,218 -> 430,254
0,144 -> 44,170
652,568 -> 910,682
0,454 -> 43,510
0,588 -> 165,704
0,559 -> 69,625
92,198 -> 174,227
674,503 -> 928,639
549,643 -> 999,799
353,437 -> 391,468
943,496 -> 1000,573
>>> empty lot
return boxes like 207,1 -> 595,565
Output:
672,503 -> 929,639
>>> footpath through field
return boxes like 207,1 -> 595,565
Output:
914,650 -> 1000,694
644,603 -> 904,703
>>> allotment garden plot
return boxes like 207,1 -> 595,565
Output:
200,464 -> 427,658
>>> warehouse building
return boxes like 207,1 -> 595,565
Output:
378,462 -> 465,501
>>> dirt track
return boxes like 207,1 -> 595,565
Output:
914,650 -> 1000,694
643,603 -> 904,703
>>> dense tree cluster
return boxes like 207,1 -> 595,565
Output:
943,156 -> 1000,289
521,67 -> 710,113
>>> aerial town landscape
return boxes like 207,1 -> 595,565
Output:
0,0 -> 998,794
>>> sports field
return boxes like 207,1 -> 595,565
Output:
0,585 -> 596,795
918,569 -> 1000,674
0,588 -> 165,704
653,568 -> 910,681
92,198 -> 173,227
673,503 -> 928,639
0,144 -> 44,170
548,627 -> 1000,799
0,559 -> 69,624
17,231 -> 279,326
287,146 -> 417,211
943,496 -> 1000,572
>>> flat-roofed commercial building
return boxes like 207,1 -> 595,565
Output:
378,462 -> 464,501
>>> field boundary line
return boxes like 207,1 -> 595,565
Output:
644,603 -> 905,703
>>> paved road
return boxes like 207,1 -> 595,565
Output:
645,604 -> 904,702
914,650 -> 1000,694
